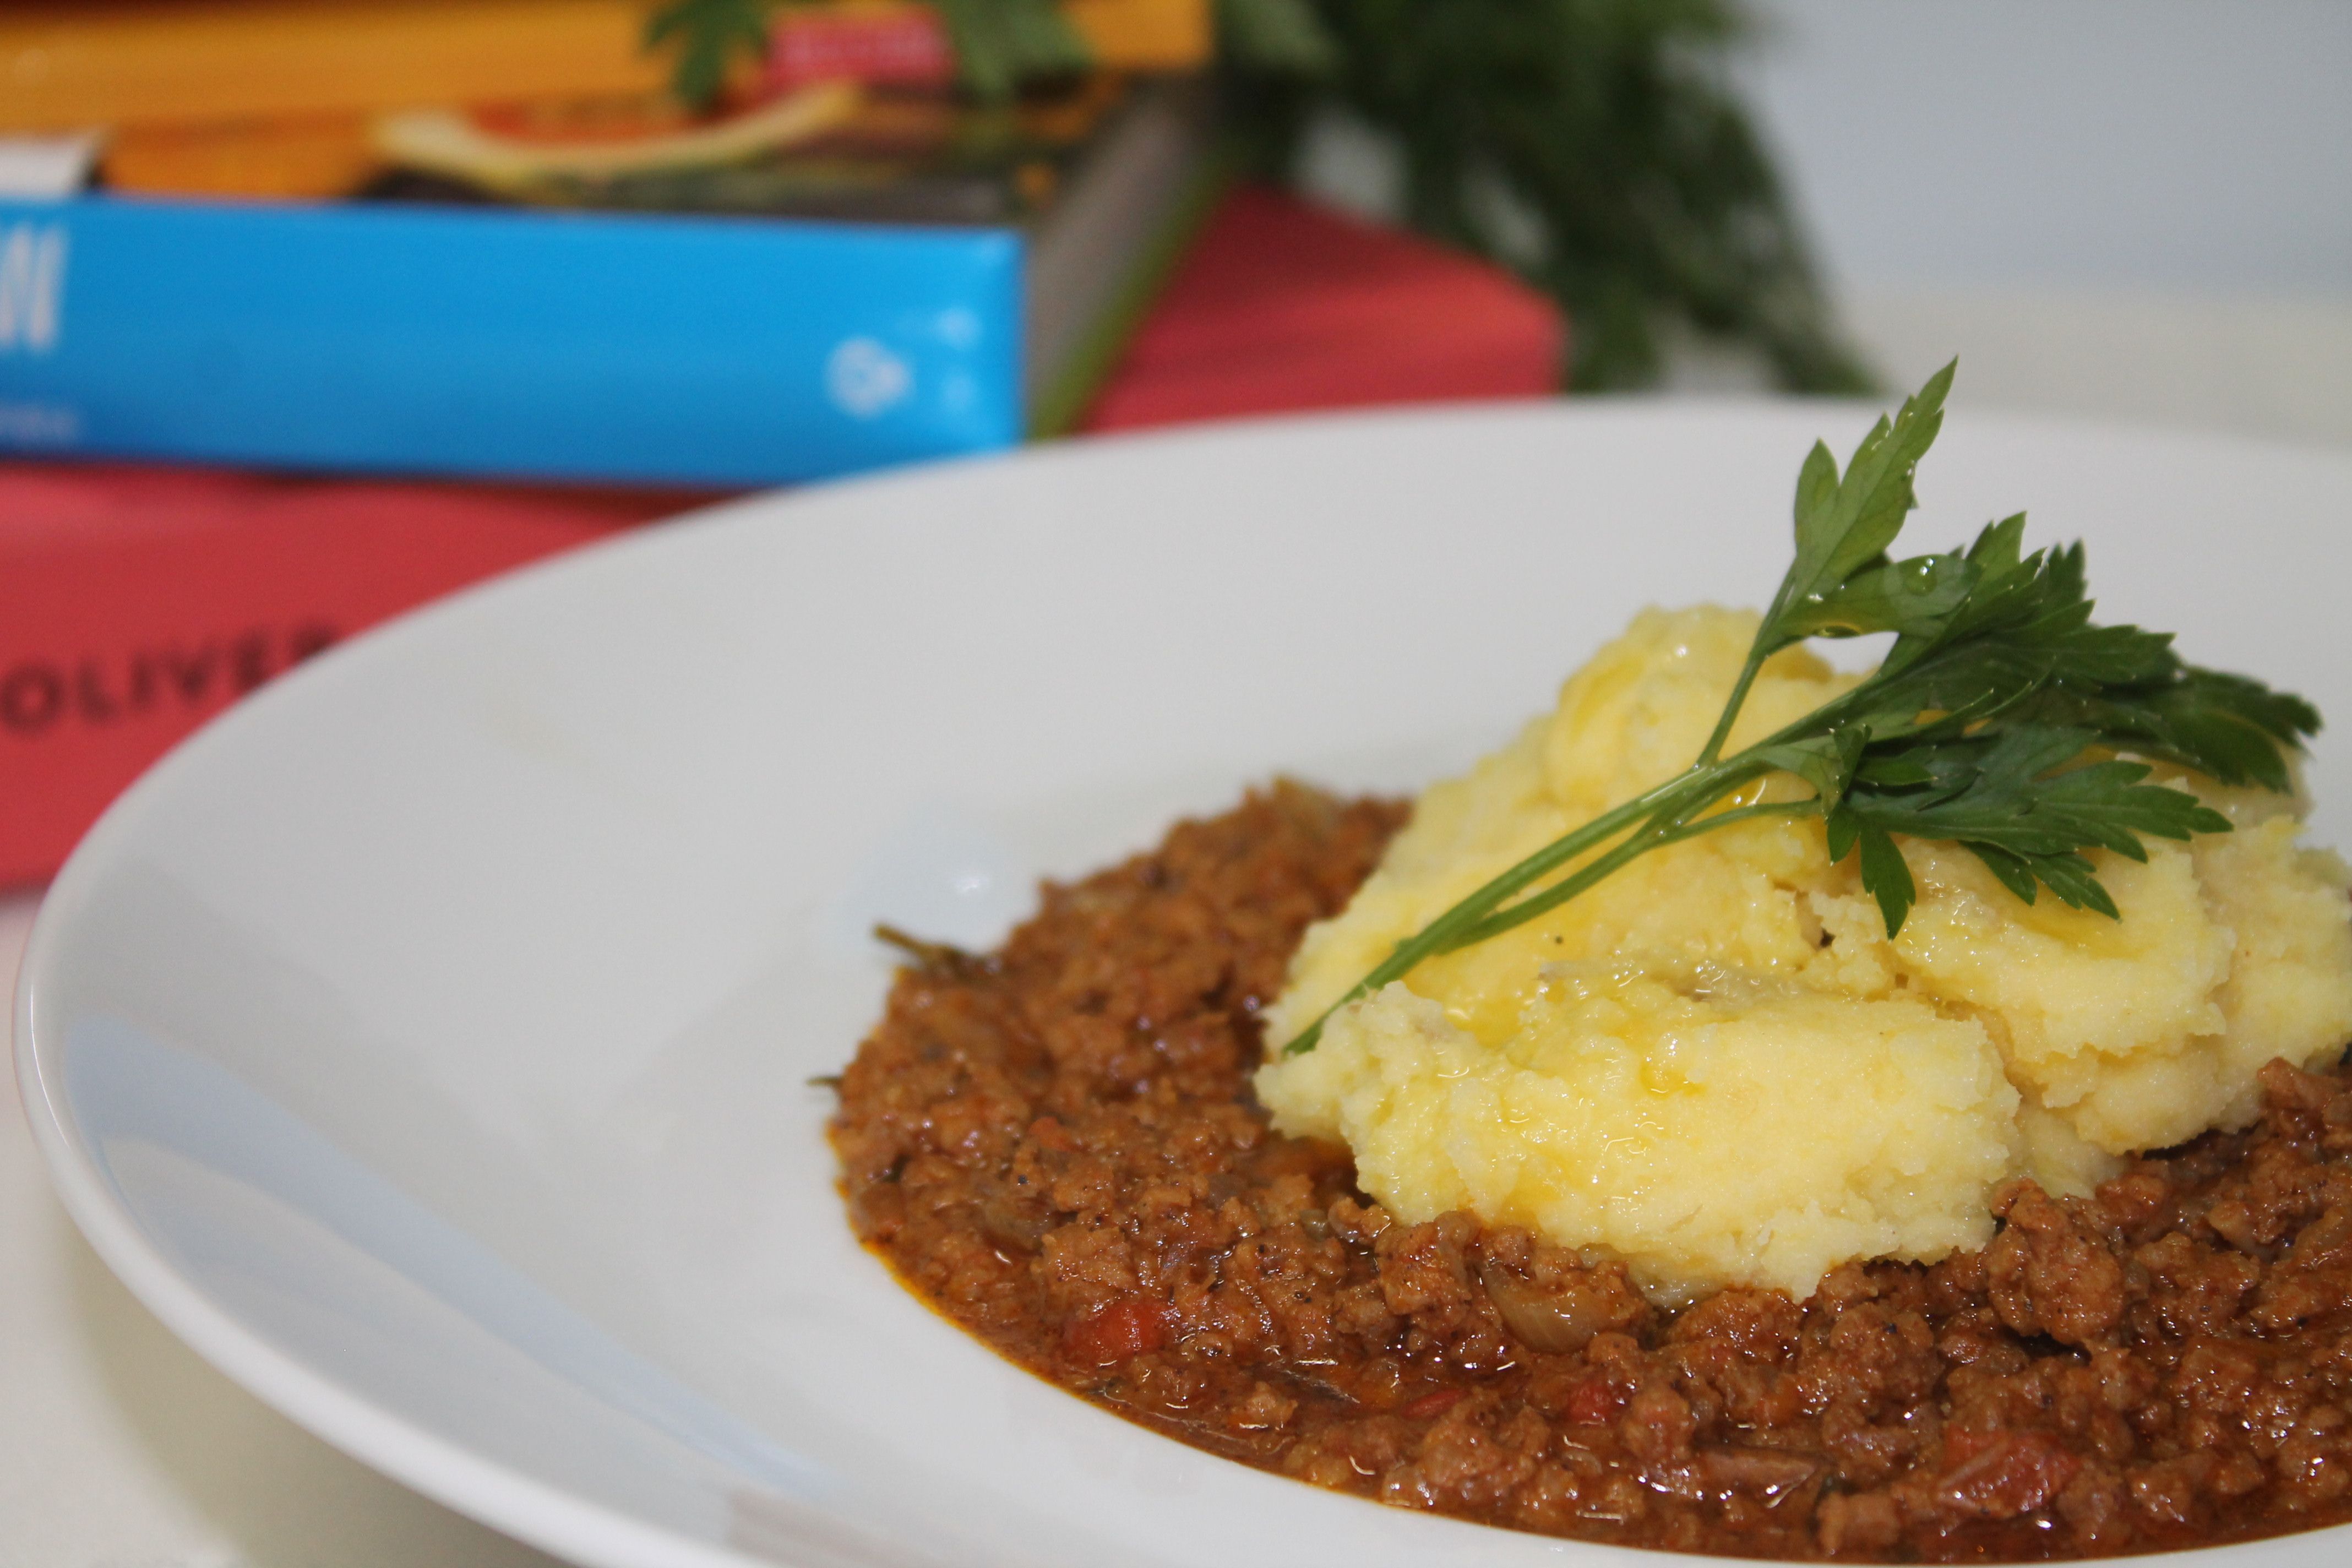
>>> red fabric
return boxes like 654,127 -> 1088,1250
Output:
0,186 -> 1563,886
1081,184 -> 1565,431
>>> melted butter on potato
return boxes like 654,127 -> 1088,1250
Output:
1257,606 -> 2352,1304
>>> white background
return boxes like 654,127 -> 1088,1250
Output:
1746,0 -> 2352,444
1299,0 -> 2352,443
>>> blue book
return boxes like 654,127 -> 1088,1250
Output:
0,197 -> 1020,487
0,85 -> 1210,486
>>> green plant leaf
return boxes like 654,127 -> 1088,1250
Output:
1772,551 -> 1975,641
1755,727 -> 1863,806
1853,821 -> 1917,936
1776,360 -> 1953,630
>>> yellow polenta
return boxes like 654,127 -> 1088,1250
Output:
1256,607 -> 2352,1304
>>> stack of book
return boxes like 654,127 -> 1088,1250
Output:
0,178 -> 1565,889
0,0 -> 1219,486
0,1 -> 1570,889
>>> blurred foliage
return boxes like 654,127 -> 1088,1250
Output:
1212,0 -> 1335,77
935,0 -> 1091,101
647,0 -> 1872,392
1217,0 -> 1872,393
645,0 -> 774,111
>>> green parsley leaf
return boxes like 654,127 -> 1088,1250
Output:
1831,726 -> 2233,933
1773,362 -> 1952,634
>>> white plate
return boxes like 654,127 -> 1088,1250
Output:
17,404 -> 2352,1568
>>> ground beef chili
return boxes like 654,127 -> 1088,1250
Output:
829,784 -> 2352,1560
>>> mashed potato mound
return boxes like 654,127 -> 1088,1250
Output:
1256,606 -> 2352,1303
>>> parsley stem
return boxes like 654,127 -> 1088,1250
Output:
1655,796 -> 1816,843
1436,814 -> 1680,954
1694,651 -> 1768,767
1280,777 -> 1683,1055
1438,778 -> 1794,950
1276,775 -> 1811,1055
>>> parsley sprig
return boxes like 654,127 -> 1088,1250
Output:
1282,364 -> 2319,1055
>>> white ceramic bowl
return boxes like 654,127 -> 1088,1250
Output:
18,404 -> 2352,1567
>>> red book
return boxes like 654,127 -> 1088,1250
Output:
0,468 -> 678,886
1080,184 -> 1564,431
0,186 -> 1563,889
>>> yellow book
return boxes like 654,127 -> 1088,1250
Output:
1,2 -> 667,134
0,0 -> 1212,135
104,113 -> 384,199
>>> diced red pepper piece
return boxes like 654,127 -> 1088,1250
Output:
1562,1378 -> 1624,1425
1401,1387 -> 1465,1420
1063,1297 -> 1169,1366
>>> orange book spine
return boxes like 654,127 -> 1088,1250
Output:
0,0 -> 669,133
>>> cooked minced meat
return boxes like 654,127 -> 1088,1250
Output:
831,785 -> 2352,1560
